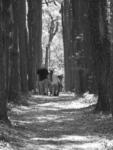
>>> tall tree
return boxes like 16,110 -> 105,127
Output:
70,0 -> 89,94
0,0 -> 10,123
108,0 -> 113,115
27,0 -> 42,91
71,0 -> 82,94
9,0 -> 21,101
88,0 -> 110,112
18,0 -> 28,93
62,0 -> 72,91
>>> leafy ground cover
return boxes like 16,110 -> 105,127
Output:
0,93 -> 113,150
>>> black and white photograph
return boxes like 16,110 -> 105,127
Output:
0,0 -> 113,149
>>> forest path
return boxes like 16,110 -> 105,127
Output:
1,93 -> 113,150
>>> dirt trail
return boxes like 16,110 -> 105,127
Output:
1,93 -> 113,150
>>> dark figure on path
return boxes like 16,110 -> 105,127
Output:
37,65 -> 49,95
48,70 -> 63,96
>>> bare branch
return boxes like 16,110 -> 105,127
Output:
42,0 -> 59,6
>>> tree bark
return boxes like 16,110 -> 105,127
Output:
0,0 -> 10,122
62,0 -> 72,91
88,0 -> 110,112
9,0 -> 21,102
27,0 -> 42,91
108,0 -> 113,115
18,0 -> 28,93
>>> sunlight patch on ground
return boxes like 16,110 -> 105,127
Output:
82,92 -> 97,104
32,95 -> 59,99
11,119 -> 33,125
25,144 -> 57,150
11,107 -> 31,115
30,135 -> 113,150
38,101 -> 92,110
35,115 -> 59,122
60,92 -> 75,97
0,142 -> 14,150
32,92 -> 75,100
38,107 -> 58,111
36,92 -> 97,110
31,135 -> 88,142
11,105 -> 40,115
31,113 -> 74,123
73,140 -> 113,150
95,113 -> 112,122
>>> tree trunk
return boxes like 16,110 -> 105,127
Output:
71,0 -> 81,94
62,0 -> 72,91
108,0 -> 113,115
18,0 -> 28,93
27,0 -> 33,90
9,0 -> 21,102
27,0 -> 42,91
0,0 -> 10,122
88,0 -> 110,112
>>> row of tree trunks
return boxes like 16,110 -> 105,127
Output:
0,0 -> 42,122
65,0 -> 90,94
63,0 -> 112,113
62,0 -> 91,93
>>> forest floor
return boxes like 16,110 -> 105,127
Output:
0,92 -> 113,150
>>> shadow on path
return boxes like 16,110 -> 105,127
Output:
2,94 -> 113,150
